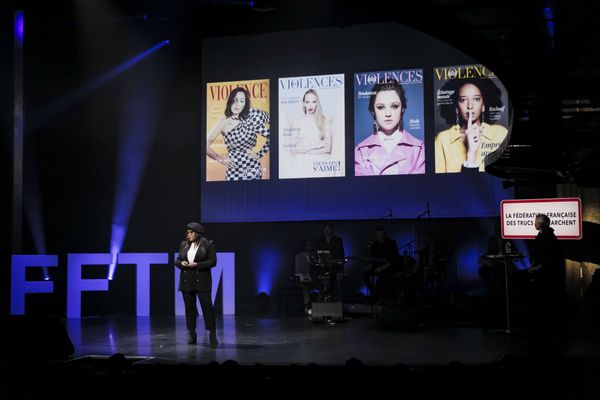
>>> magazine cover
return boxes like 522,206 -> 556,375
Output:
433,64 -> 510,173
278,74 -> 345,179
353,69 -> 425,176
206,79 -> 270,181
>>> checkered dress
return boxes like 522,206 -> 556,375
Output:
223,108 -> 270,181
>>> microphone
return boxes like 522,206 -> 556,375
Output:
384,208 -> 393,219
417,203 -> 429,219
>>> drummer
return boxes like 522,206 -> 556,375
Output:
363,225 -> 401,303
316,222 -> 346,301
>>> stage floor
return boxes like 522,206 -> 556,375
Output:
63,314 -> 600,366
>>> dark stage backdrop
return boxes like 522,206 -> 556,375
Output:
2,10 -> 15,315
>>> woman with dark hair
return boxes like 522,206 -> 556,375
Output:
207,87 -> 270,180
354,80 -> 425,176
175,222 -> 218,347
434,78 -> 508,173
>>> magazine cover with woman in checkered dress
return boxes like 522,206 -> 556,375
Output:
206,79 -> 271,181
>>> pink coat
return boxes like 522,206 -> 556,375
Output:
354,130 -> 425,176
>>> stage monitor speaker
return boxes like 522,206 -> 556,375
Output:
311,302 -> 343,322
3,315 -> 74,360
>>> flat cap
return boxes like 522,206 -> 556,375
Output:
186,222 -> 205,234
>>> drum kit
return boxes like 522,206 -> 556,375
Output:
347,244 -> 450,306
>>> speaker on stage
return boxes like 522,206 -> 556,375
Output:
311,302 -> 343,322
2,315 -> 74,360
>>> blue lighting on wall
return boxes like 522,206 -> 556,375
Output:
456,247 -> 483,284
14,11 -> 24,43
256,247 -> 282,295
510,239 -> 530,270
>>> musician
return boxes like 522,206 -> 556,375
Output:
418,233 -> 442,283
294,240 -> 317,315
394,249 -> 420,305
316,222 -> 345,300
316,222 -> 345,261
363,225 -> 400,302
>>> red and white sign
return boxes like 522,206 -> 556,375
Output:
501,197 -> 582,240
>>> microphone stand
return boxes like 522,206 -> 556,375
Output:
414,203 -> 431,304
485,252 -> 526,335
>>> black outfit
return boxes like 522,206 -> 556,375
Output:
317,235 -> 345,262
175,240 -> 217,334
371,237 -> 400,267
316,235 -> 345,301
419,240 -> 443,283
528,227 -> 566,347
364,237 -> 400,301
294,251 -> 317,310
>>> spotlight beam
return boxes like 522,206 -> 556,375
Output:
107,44 -> 169,279
30,40 -> 170,133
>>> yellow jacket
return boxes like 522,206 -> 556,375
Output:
434,123 -> 508,173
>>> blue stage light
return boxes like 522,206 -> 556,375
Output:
547,20 -> 555,38
23,156 -> 51,280
543,5 -> 555,42
256,291 -> 270,304
107,42 -> 169,280
108,225 -> 126,280
256,247 -> 281,294
14,11 -> 24,43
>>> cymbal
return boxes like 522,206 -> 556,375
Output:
484,253 -> 527,259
